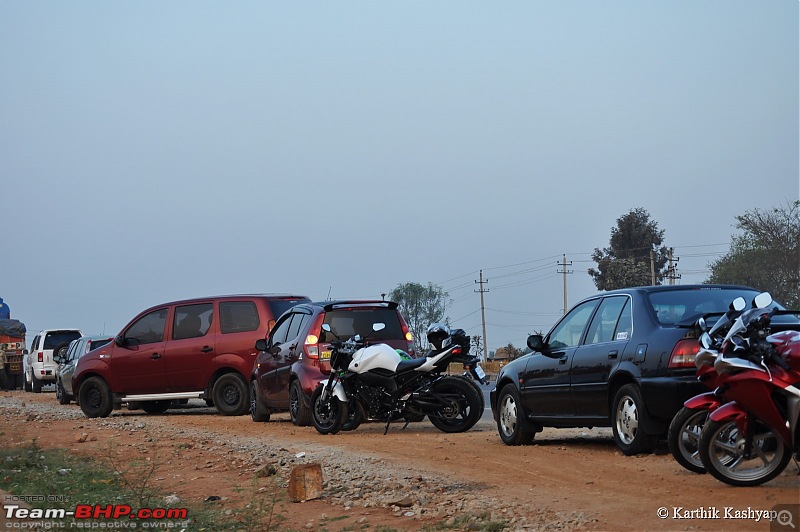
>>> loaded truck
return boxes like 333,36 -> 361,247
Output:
0,318 -> 26,390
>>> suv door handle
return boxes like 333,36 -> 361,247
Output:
608,350 -> 618,359
200,346 -> 213,353
150,353 -> 162,360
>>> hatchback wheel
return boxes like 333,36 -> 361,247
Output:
250,380 -> 270,422
612,384 -> 654,455
212,373 -> 249,416
289,380 -> 311,426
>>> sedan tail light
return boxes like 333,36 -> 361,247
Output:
668,339 -> 699,368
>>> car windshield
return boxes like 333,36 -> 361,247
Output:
321,308 -> 404,342
647,288 -> 789,326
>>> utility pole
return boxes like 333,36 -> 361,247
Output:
650,251 -> 656,285
557,255 -> 573,314
475,270 -> 489,363
667,248 -> 681,285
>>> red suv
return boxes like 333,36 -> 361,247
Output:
250,300 -> 414,425
73,294 -> 310,418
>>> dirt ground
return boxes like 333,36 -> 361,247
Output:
1,390 -> 798,531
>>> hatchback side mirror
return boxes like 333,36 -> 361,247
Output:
254,339 -> 268,351
527,334 -> 545,352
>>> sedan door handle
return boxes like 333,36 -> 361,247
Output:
608,350 -> 618,359
559,355 -> 568,365
150,353 -> 162,360
200,346 -> 213,353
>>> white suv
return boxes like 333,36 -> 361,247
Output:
25,329 -> 82,393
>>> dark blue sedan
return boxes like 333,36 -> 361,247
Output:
489,284 -> 792,455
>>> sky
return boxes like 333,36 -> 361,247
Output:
2,1 -> 798,355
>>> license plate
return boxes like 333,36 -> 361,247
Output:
8,362 -> 21,372
320,351 -> 331,360
475,365 -> 486,379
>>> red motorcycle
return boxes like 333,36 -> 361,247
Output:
697,294 -> 800,486
668,296 -> 747,473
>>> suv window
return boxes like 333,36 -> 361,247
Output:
126,309 -> 168,345
220,301 -> 260,334
44,331 -> 82,349
320,308 -> 404,342
173,303 -> 213,340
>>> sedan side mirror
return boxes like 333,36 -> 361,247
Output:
527,334 -> 545,352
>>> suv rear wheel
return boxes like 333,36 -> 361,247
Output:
212,373 -> 249,416
31,373 -> 43,393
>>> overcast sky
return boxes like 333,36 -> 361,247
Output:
2,1 -> 798,353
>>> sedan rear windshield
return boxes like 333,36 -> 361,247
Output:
321,308 -> 404,342
648,288 -> 783,325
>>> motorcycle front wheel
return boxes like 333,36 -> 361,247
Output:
427,376 -> 483,433
311,385 -> 348,435
667,406 -> 709,474
698,417 -> 791,487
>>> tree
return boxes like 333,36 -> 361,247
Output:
589,208 -> 669,290
387,282 -> 451,349
494,342 -> 526,361
707,200 -> 800,308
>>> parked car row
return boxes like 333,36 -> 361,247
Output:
27,283 -> 797,460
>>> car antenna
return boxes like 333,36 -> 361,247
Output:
326,286 -> 332,300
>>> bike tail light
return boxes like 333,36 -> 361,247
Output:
668,339 -> 699,368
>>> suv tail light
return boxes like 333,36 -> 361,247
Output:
37,352 -> 43,362
668,339 -> 699,368
304,314 -> 325,359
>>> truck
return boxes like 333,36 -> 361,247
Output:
0,318 -> 26,390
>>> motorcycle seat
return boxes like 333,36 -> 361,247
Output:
396,358 -> 428,373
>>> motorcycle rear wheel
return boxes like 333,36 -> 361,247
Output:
427,376 -> 483,433
698,418 -> 791,487
311,385 -> 347,435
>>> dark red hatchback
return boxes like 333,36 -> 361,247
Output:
250,300 -> 415,425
